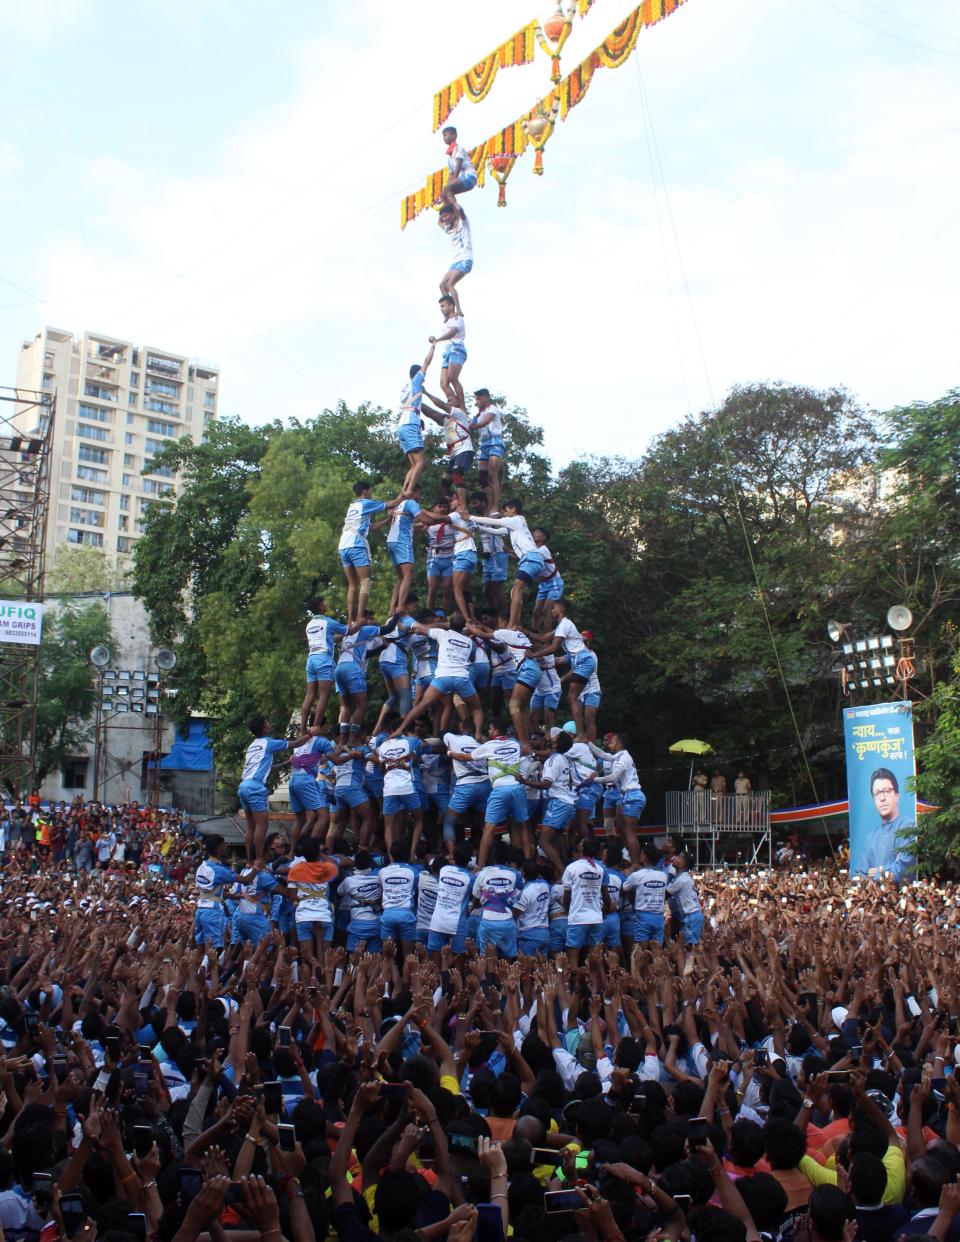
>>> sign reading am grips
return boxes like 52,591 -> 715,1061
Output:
0,601 -> 43,645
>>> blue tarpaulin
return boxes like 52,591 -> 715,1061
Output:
158,718 -> 213,771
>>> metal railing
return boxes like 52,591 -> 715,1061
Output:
665,790 -> 772,869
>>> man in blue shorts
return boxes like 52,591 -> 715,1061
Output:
531,526 -> 564,632
470,492 -> 507,614
437,200 -> 473,315
468,726 -> 532,869
471,499 -> 548,629
300,596 -> 347,731
338,479 -> 403,624
238,715 -> 303,862
397,345 -> 435,498
288,726 -> 336,854
386,485 -> 423,616
471,389 -> 505,513
429,294 -> 466,410
427,841 -> 474,956
472,841 -> 519,958
390,615 -> 484,739
441,728 -> 490,859
378,838 -> 421,956
194,835 -> 253,948
425,499 -> 455,616
441,125 -> 477,203
529,599 -> 598,739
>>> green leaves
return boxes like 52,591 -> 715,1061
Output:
32,602 -> 114,783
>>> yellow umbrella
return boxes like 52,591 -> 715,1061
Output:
669,739 -> 714,789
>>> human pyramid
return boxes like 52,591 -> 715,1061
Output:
224,130 -> 690,965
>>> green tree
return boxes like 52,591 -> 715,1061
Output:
33,601 -> 113,784
47,545 -> 128,594
131,402 -> 547,778
915,647 -> 960,874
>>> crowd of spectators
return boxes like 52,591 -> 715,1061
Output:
0,796 -> 195,879
0,797 -> 957,1242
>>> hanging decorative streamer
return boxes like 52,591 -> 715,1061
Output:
405,0 -> 689,227
432,0 -> 603,130
432,22 -> 537,132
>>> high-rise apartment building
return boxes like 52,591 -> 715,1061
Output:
15,327 -> 217,560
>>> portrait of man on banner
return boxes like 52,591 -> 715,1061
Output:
844,701 -> 917,885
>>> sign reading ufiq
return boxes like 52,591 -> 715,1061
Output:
0,601 -> 43,645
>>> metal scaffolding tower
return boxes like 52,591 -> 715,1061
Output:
0,387 -> 54,796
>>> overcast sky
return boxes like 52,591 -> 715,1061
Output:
1,0 -> 959,466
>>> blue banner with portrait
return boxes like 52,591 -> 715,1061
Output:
843,700 -> 917,884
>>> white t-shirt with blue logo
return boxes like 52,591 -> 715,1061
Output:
429,864 -> 473,934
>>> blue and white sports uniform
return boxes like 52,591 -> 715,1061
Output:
471,513 -> 546,584
493,627 -> 540,692
416,870 -> 439,945
194,858 -> 238,946
305,615 -> 347,684
566,741 -> 601,815
333,749 -> 370,810
473,864 -> 519,957
426,521 -> 455,579
479,518 -> 508,583
387,498 -> 421,566
589,742 -> 647,820
449,511 -> 478,575
490,644 -> 517,691
579,663 -> 602,710
270,861 -> 296,936
335,624 -> 382,696
623,867 -> 667,943
289,736 -> 335,813
410,631 -> 436,691
555,617 -> 598,681
541,751 -> 576,831
429,627 -> 475,698
364,730 -> 389,804
339,868 -> 382,952
427,862 -> 474,952
666,870 -> 704,944
231,870 -> 279,946
601,867 -> 625,948
515,877 -> 551,957
472,405 -> 505,463
472,736 -> 527,826
562,856 -> 606,950
548,881 -> 568,953
397,372 -> 425,454
445,732 -> 491,817
534,543 -> 564,601
378,636 -> 409,684
468,640 -> 490,691
443,205 -> 474,270
378,735 -> 422,817
379,860 -> 421,943
238,736 -> 289,813
338,497 -> 387,569
520,752 -> 543,825
531,655 -> 562,712
421,749 -> 450,815
440,313 -> 466,368
447,143 -> 477,192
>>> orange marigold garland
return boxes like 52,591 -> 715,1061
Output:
432,21 -> 537,131
408,0 -> 691,225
